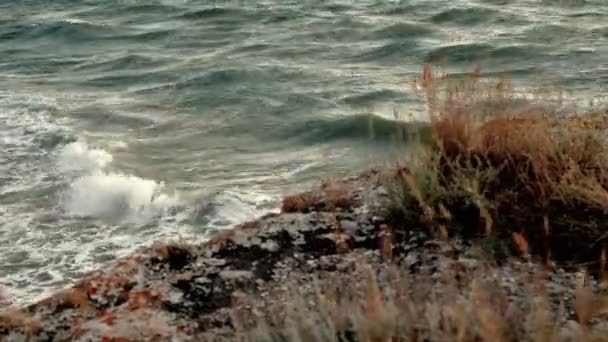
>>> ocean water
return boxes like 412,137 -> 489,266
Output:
0,0 -> 606,304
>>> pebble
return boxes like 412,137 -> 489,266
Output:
220,270 -> 253,281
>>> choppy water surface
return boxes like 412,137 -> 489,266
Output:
0,0 -> 606,303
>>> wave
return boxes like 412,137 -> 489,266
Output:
430,7 -> 499,25
122,4 -> 182,14
73,53 -> 173,72
341,89 -> 404,106
66,104 -> 159,130
57,142 -> 179,222
176,69 -> 253,88
0,56 -> 85,76
84,69 -> 177,89
593,26 -> 608,38
63,173 -> 179,222
477,0 -> 513,4
292,17 -> 373,42
566,11 -> 606,18
522,24 -> 583,43
104,30 -> 175,43
425,43 -> 493,63
369,22 -> 432,40
321,4 -> 352,12
0,92 -> 73,153
279,113 -> 431,144
491,45 -> 548,59
354,40 -> 419,62
186,190 -> 277,228
179,7 -> 248,20
376,2 -> 442,15
173,66 -> 306,95
57,141 -> 113,173
180,6 -> 303,25
425,43 -> 546,63
230,42 -> 275,54
262,9 -> 305,24
55,140 -> 274,226
0,21 -> 117,43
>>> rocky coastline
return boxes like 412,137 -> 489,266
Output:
2,169 -> 608,341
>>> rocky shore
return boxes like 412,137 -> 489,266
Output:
2,169 -> 608,341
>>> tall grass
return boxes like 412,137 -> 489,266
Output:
241,263 -> 608,342
238,66 -> 608,341
391,64 -> 608,266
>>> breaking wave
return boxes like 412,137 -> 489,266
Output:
58,141 -> 180,222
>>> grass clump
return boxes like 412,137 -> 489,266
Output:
390,64 -> 608,266
241,264 -> 608,342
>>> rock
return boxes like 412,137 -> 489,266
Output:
219,270 -> 253,281
404,252 -> 420,270
3,170 -> 608,341
340,220 -> 358,236
557,320 -> 583,341
457,257 -> 479,270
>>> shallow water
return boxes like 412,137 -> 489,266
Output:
0,0 -> 606,303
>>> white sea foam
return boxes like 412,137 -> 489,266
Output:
58,141 -> 179,221
211,190 -> 276,225
64,173 -> 179,221
58,141 -> 113,172
107,140 -> 128,150
64,18 -> 89,25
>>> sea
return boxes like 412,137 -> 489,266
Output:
0,0 -> 606,304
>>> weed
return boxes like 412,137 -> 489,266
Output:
390,64 -> 608,267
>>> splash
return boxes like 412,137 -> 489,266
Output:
64,173 -> 178,221
58,141 -> 113,172
58,141 -> 179,222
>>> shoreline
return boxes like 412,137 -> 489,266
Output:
2,168 -> 608,341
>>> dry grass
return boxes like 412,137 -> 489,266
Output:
390,64 -> 608,267
241,76 -> 608,340
282,192 -> 320,213
240,263 -> 608,342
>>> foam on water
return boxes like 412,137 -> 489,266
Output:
58,141 -> 113,172
188,190 -> 278,227
2,124 -> 277,304
58,141 -> 180,222
64,173 -> 179,221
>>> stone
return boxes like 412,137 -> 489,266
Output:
219,270 -> 253,281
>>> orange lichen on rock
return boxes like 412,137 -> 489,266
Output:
282,187 -> 355,213
80,272 -> 131,298
206,230 -> 236,249
98,310 -> 118,326
63,288 -> 93,313
126,289 -> 164,310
